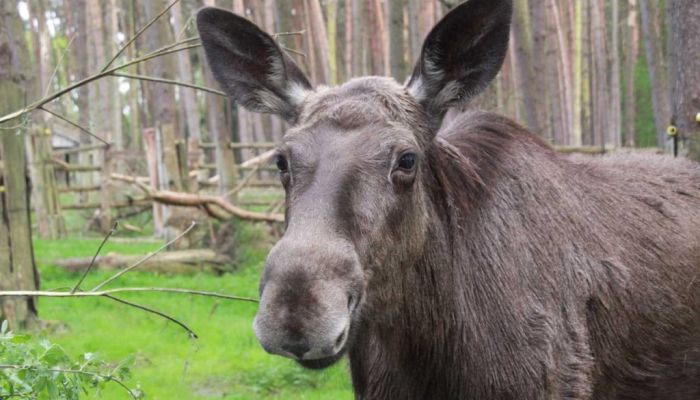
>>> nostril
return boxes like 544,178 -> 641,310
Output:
282,341 -> 310,359
335,330 -> 347,348
347,295 -> 354,310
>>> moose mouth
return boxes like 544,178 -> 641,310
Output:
296,345 -> 348,369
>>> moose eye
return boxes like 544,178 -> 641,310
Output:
397,153 -> 416,171
275,154 -> 288,172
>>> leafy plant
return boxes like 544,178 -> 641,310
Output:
0,320 -> 142,399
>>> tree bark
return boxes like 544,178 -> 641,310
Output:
609,0 -> 622,147
639,0 -> 671,148
389,0 -> 407,81
590,0 -> 610,146
623,0 -> 639,146
667,0 -> 700,161
0,0 -> 40,329
27,0 -> 66,239
171,0 -> 204,191
510,0 -> 539,134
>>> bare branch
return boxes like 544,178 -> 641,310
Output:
0,288 -> 258,303
40,107 -> 110,145
71,221 -> 119,294
103,294 -> 198,339
112,173 -> 284,223
101,0 -> 183,72
111,72 -> 226,96
91,222 -> 197,292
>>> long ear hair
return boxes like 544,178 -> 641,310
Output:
406,0 -> 512,124
197,7 -> 312,122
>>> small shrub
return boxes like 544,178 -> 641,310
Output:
0,320 -> 142,399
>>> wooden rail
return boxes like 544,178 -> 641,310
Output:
58,185 -> 101,193
51,158 -> 102,172
53,143 -> 108,157
62,199 -> 151,210
198,142 -> 277,150
554,145 -> 607,154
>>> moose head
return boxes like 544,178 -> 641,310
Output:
197,0 -> 512,369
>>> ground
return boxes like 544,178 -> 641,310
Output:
32,220 -> 353,399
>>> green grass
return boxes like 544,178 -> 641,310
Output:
31,224 -> 353,400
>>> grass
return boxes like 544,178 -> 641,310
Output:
31,222 -> 353,400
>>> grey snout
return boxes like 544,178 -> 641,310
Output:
253,239 -> 362,363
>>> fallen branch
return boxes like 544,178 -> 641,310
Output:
111,173 -> 284,223
54,249 -> 229,274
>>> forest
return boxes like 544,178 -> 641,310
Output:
1,0 -> 699,399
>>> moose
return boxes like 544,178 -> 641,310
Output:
197,0 -> 700,398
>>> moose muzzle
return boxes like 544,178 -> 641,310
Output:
253,236 -> 363,368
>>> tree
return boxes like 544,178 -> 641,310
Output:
623,0 -> 639,146
639,0 -> 671,148
667,0 -> 700,161
0,0 -> 40,329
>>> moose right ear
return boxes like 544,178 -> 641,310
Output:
197,7 -> 312,122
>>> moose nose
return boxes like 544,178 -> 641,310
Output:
281,340 -> 310,359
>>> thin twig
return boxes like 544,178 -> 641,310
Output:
44,34 -> 77,98
91,222 -> 197,292
111,72 -> 226,96
0,288 -> 258,303
272,30 -> 305,38
0,41 -> 201,125
223,164 -> 260,199
101,0 -> 182,72
0,365 -> 138,399
39,107 -> 110,145
71,221 -> 119,294
103,294 -> 198,339
280,45 -> 306,58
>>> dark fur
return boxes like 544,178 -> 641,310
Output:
350,110 -> 700,399
197,1 -> 700,398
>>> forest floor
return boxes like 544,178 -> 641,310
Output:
32,220 -> 352,399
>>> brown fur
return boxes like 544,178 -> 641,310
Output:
197,3 -> 700,398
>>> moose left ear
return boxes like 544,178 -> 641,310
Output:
406,0 -> 512,119
197,7 -> 312,122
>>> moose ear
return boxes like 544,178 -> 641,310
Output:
406,0 -> 512,119
197,7 -> 312,122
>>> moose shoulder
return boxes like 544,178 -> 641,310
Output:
197,0 -> 700,399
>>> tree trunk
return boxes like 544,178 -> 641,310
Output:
389,0 -> 407,81
510,0 -> 539,134
639,0 -> 671,148
27,0 -> 65,239
590,0 -> 610,146
326,0 -> 339,85
171,0 -> 203,191
531,0 -> 550,138
572,0 -> 585,146
609,0 -> 622,147
668,0 -> 700,161
0,1 -> 40,330
368,0 -> 389,76
623,0 -> 639,146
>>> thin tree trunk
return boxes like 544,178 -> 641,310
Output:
171,0 -> 203,191
639,0 -> 671,148
609,0 -> 622,147
531,0 -> 550,138
344,0 -> 354,78
590,0 -> 610,146
572,0 -> 584,146
624,0 -> 639,146
548,0 -> 573,144
389,0 -> 407,81
667,0 -> 700,160
510,0 -> 539,134
368,0 -> 388,76
0,0 -> 40,330
27,0 -> 65,239
326,0 -> 339,85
